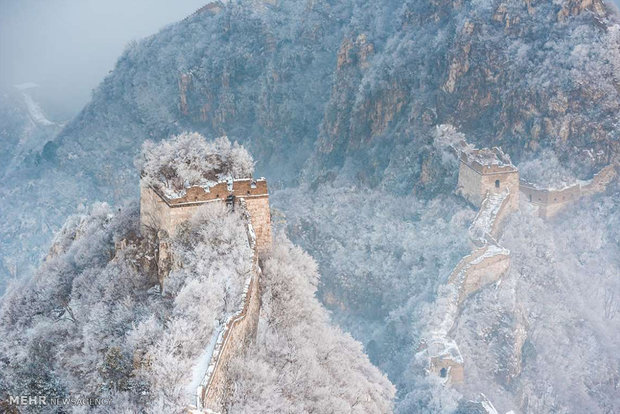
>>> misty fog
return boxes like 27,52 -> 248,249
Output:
0,0 -> 208,119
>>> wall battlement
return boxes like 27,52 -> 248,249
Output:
459,149 -> 517,175
520,164 -> 616,218
140,178 -> 272,255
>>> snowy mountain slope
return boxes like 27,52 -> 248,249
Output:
0,87 -> 60,177
0,88 -> 62,291
0,1 -> 618,411
0,202 -> 395,413
2,0 -> 620,284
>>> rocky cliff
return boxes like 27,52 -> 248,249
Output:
1,2 -> 618,411
42,0 -> 620,192
2,0 -> 620,328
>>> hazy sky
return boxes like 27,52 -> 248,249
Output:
0,0 -> 208,118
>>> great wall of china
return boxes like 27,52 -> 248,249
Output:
137,140 -> 615,412
193,201 -> 263,413
419,140 -> 617,392
140,178 -> 272,414
519,164 -> 616,218
420,187 -> 515,385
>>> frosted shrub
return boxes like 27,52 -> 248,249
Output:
227,235 -> 396,413
137,133 -> 255,197
518,149 -> 576,189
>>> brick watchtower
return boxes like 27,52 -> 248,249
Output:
140,178 -> 272,255
456,146 -> 519,210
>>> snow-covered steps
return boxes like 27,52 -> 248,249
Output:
469,190 -> 510,245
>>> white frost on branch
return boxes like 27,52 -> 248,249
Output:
137,132 -> 255,198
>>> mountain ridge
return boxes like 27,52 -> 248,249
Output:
1,0 -> 619,312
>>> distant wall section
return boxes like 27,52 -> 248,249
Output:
520,165 -> 616,218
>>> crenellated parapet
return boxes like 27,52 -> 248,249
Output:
140,178 -> 272,256
520,164 -> 617,218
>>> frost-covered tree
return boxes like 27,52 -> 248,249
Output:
449,189 -> 620,413
273,184 -> 473,409
0,200 -> 394,413
226,236 -> 395,413
518,149 -> 577,188
137,133 -> 254,197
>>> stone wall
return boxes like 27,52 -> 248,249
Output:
447,244 -> 510,305
424,188 -> 515,385
430,354 -> 465,385
139,179 -> 272,254
196,259 -> 261,413
480,170 -> 519,210
139,177 -> 272,412
519,181 -> 581,218
195,210 -> 262,413
457,161 -> 519,208
459,247 -> 510,302
469,190 -> 514,245
581,164 -> 616,195
243,197 -> 272,256
161,179 -> 269,206
457,161 -> 485,206
489,191 -> 515,237
520,164 -> 616,218
140,183 -> 172,233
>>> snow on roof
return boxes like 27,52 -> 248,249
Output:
428,338 -> 464,364
463,147 -> 515,168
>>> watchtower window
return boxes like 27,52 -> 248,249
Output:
440,368 -> 447,378
529,194 -> 532,202
495,179 -> 500,188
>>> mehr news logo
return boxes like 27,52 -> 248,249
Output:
6,395 -> 110,407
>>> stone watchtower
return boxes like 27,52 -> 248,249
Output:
140,178 -> 272,254
455,146 -> 519,210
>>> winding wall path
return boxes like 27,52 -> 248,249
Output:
421,190 -> 515,384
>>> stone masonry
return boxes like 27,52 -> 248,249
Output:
519,164 -> 617,218
427,140 -> 615,388
195,206 -> 262,413
456,146 -> 519,210
139,177 -> 271,414
422,141 -> 519,385
140,178 -> 272,255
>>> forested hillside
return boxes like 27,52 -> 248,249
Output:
1,0 -> 619,412
3,0 -> 620,281
0,202 -> 394,413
